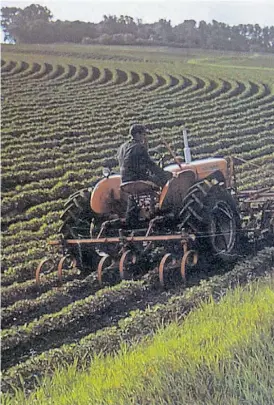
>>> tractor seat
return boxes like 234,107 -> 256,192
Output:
120,180 -> 160,196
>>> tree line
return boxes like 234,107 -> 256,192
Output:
1,4 -> 274,52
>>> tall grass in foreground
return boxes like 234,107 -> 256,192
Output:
4,276 -> 274,405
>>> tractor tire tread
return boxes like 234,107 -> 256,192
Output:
179,178 -> 241,264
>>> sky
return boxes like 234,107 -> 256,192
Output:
1,0 -> 274,27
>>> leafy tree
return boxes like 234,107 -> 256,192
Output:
1,3 -> 273,53
1,4 -> 52,43
153,19 -> 174,42
117,15 -> 137,34
174,20 -> 199,47
1,6 -> 21,42
99,15 -> 120,35
20,4 -> 52,21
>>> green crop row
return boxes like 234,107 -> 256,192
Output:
2,176 -> 93,216
1,58 -> 270,109
1,252 -> 79,287
163,91 -> 273,127
0,72 -> 255,120
1,273 -> 101,329
2,247 -> 47,268
1,259 -> 51,287
2,114 -> 271,173
4,109 -> 271,175
1,280 -> 152,369
1,59 -> 16,72
1,199 -> 65,233
2,84 -> 270,160
1,268 -> 82,308
2,246 -> 274,395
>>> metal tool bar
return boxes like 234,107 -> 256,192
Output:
238,191 -> 274,198
49,233 -> 193,245
238,187 -> 272,193
242,199 -> 274,203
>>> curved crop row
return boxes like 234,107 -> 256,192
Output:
1,274 -> 102,329
2,246 -> 274,395
1,280 -> 159,369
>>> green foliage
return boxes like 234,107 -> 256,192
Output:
1,4 -> 52,43
1,4 -> 274,52
1,6 -> 21,42
2,247 -> 274,395
3,275 -> 274,404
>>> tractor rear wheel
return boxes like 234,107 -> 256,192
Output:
179,180 -> 241,263
59,188 -> 100,274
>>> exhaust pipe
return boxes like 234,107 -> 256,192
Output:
183,127 -> 192,164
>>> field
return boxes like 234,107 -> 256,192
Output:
7,275 -> 274,405
1,43 -> 274,399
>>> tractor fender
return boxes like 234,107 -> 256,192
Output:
159,169 -> 197,212
90,174 -> 123,214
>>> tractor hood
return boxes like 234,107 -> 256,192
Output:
164,157 -> 227,178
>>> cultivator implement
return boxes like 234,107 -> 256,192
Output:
34,126 -> 274,289
35,255 -> 77,285
35,186 -> 273,287
35,232 -> 198,286
237,188 -> 274,242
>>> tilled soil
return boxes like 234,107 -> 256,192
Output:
1,257 -> 235,371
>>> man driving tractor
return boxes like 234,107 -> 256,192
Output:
118,124 -> 172,186
117,124 -> 172,226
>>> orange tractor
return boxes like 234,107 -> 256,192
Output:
36,128 -> 274,285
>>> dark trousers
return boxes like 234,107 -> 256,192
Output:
125,195 -> 140,228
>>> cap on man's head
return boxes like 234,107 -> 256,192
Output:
129,124 -> 151,138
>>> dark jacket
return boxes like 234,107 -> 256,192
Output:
117,140 -> 171,186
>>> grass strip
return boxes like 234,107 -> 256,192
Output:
4,268 -> 274,404
2,246 -> 274,395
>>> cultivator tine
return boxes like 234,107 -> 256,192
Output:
159,253 -> 170,286
57,254 -> 76,283
181,250 -> 198,281
158,245 -> 199,286
35,257 -> 55,286
119,250 -> 137,281
97,254 -> 112,285
159,253 -> 177,286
